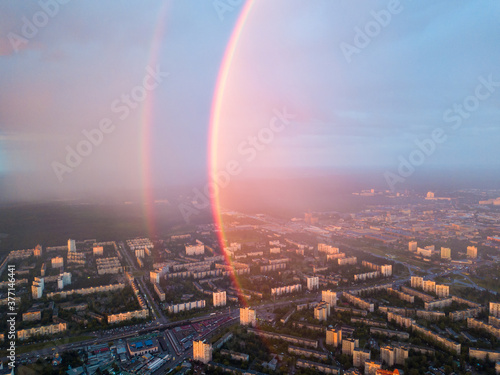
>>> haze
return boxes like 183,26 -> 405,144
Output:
1,1 -> 499,203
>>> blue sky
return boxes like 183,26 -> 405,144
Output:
0,0 -> 499,200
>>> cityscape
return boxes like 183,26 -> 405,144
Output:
1,1 -> 500,375
1,189 -> 500,374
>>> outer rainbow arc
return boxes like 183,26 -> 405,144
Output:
209,0 -> 256,307
141,2 -> 172,239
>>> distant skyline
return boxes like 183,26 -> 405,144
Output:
1,1 -> 499,201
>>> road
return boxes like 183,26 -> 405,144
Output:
117,241 -> 168,323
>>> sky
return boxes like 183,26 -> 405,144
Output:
0,0 -> 499,202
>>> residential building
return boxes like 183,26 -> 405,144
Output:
51,257 -> 64,268
408,241 -> 417,252
193,340 -> 212,364
380,346 -> 408,366
326,328 -> 342,347
342,338 -> 359,356
23,309 -> 42,322
425,298 -> 453,311
247,328 -> 318,348
18,322 -> 67,340
31,277 -> 44,299
314,302 -> 330,322
469,348 -> 500,362
107,309 -> 149,324
435,284 -> 450,298
422,280 -> 436,294
490,302 -> 500,318
343,292 -> 375,312
307,276 -> 319,291
318,244 -> 340,254
296,359 -> 341,374
57,272 -> 71,290
213,291 -> 227,307
322,290 -> 337,307
467,246 -> 478,259
338,256 -> 357,266
68,239 -> 76,253
410,276 -> 423,289
288,346 -> 328,361
186,244 -> 204,256
93,246 -> 104,256
34,244 -> 43,257
441,247 -> 451,260
353,348 -> 371,367
365,360 -> 382,375
240,307 -> 256,327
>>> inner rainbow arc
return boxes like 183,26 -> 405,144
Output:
209,0 -> 256,307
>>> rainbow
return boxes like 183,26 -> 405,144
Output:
140,1 -> 258,305
208,0 -> 256,307
141,2 -> 172,238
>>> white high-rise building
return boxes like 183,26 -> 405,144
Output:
57,272 -> 72,290
193,340 -> 212,364
322,290 -> 337,307
68,239 -> 76,253
240,307 -> 256,327
307,276 -> 319,291
213,291 -> 226,307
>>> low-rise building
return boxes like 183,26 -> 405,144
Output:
296,359 -> 341,374
467,318 -> 500,339
338,256 -> 357,266
22,309 -> 42,322
288,346 -> 328,361
469,348 -> 500,362
343,292 -> 375,312
412,324 -> 461,354
51,256 -> 64,268
107,309 -> 149,324
18,322 -> 67,341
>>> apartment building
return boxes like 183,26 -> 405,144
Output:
193,340 -> 212,364
326,328 -> 342,347
240,307 -> 257,327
